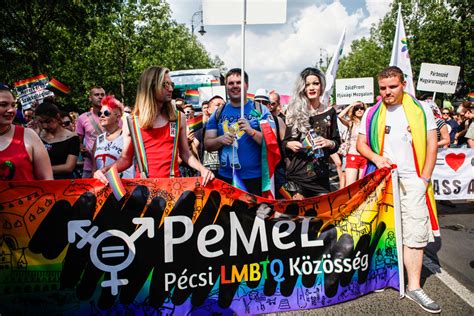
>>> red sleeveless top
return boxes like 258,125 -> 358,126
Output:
0,126 -> 34,181
137,121 -> 180,178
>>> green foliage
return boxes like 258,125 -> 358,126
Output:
0,0 -> 221,111
338,0 -> 473,97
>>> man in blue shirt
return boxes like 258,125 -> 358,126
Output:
204,68 -> 275,196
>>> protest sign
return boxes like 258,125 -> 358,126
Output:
203,0 -> 286,25
0,168 -> 402,314
336,78 -> 374,105
432,148 -> 474,200
417,63 -> 461,94
14,74 -> 54,108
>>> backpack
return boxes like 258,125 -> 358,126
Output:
214,101 -> 262,122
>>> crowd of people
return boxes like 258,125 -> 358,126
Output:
1,65 -> 473,313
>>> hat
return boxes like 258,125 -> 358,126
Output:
208,95 -> 225,103
183,103 -> 194,110
254,88 -> 270,102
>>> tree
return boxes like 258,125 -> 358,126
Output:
338,0 -> 473,99
0,0 -> 222,111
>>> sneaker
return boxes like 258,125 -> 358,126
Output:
406,288 -> 441,313
374,288 -> 385,293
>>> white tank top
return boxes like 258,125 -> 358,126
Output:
94,132 -> 135,178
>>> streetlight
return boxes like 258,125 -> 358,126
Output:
191,10 -> 206,36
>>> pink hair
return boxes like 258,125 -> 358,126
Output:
101,95 -> 123,112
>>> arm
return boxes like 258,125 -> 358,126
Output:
356,133 -> 392,168
179,115 -> 214,185
204,129 -> 235,151
91,141 -> 97,173
277,116 -> 286,141
52,155 -> 78,174
24,128 -> 53,180
421,129 -> 438,183
438,125 -> 450,148
238,118 -> 264,145
337,105 -> 352,127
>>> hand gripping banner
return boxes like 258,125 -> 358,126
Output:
0,167 -> 402,315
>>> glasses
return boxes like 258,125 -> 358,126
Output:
62,121 -> 72,126
354,106 -> 365,111
442,112 -> 450,115
162,81 -> 174,90
98,110 -> 111,117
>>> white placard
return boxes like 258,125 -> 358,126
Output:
203,0 -> 287,25
335,77 -> 374,105
417,63 -> 460,94
432,148 -> 473,200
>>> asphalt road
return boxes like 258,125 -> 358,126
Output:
271,200 -> 474,315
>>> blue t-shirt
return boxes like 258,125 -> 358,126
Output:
206,101 -> 274,179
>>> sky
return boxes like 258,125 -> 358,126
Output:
167,0 -> 393,95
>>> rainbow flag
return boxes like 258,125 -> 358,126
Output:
232,168 -> 247,192
467,92 -> 474,103
47,78 -> 70,94
302,135 -> 313,149
211,79 -> 220,86
185,89 -> 200,105
260,119 -> 280,199
187,114 -> 203,132
14,74 -> 48,89
105,165 -> 127,201
246,93 -> 255,101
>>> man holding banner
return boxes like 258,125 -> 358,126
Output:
357,66 -> 441,313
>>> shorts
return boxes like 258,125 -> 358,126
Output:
399,177 -> 434,248
346,154 -> 367,169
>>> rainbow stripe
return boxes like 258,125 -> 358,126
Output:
246,93 -> 255,101
105,165 -> 127,200
211,79 -> 220,86
185,89 -> 200,105
131,116 -> 148,177
14,74 -> 48,89
302,135 -> 312,149
187,114 -> 203,132
47,78 -> 70,94
468,92 -> 474,103
170,111 -> 181,178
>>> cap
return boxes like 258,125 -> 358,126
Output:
254,88 -> 269,102
208,95 -> 225,103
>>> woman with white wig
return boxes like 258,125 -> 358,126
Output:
282,67 -> 340,199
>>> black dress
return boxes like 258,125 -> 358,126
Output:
282,107 -> 340,197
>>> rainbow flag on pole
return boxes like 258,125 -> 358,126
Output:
260,119 -> 280,199
47,78 -> 70,94
105,165 -> 127,201
187,114 -> 203,132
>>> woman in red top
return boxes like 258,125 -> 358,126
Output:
94,66 -> 214,185
0,86 -> 53,181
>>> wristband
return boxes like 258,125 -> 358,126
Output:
420,176 -> 430,183
249,129 -> 257,137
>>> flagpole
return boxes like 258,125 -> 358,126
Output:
240,0 -> 247,119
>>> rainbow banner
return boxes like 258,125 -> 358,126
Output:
14,74 -> 54,108
187,114 -> 203,132
0,167 -> 403,315
185,89 -> 200,106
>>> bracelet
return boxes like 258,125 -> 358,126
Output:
249,129 -> 257,137
420,176 -> 431,183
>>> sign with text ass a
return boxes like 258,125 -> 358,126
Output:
0,168 -> 401,315
336,77 -> 374,105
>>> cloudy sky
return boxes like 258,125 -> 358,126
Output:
167,0 -> 393,95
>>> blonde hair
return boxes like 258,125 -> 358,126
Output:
134,66 -> 176,129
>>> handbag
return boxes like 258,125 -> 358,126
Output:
337,122 -> 352,156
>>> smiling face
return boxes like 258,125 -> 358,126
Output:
378,76 -> 406,106
98,105 -> 121,129
226,73 -> 248,104
304,75 -> 322,101
0,91 -> 16,128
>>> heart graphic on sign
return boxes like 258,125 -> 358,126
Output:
445,153 -> 465,172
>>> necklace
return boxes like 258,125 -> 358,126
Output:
0,125 -> 12,136
106,127 -> 120,137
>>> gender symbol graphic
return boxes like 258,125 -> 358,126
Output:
68,217 -> 155,295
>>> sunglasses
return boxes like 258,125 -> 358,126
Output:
354,106 -> 365,111
162,81 -> 175,89
98,110 -> 112,117
62,121 -> 72,127
442,112 -> 449,115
